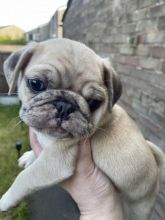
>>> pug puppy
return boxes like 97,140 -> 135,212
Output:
0,39 -> 165,220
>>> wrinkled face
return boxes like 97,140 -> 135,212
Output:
19,83 -> 107,139
4,39 -> 122,140
19,56 -> 108,139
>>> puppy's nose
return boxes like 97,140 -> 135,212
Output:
54,100 -> 75,120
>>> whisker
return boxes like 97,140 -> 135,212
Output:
7,115 -> 21,127
11,113 -> 109,140
92,125 -> 109,134
84,135 -> 89,143
81,135 -> 88,144
12,120 -> 23,129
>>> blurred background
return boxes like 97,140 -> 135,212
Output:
0,0 -> 164,219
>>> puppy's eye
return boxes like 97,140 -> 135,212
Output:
87,98 -> 103,112
27,79 -> 47,93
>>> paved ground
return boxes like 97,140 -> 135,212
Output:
28,186 -> 80,220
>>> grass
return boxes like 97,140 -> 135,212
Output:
0,105 -> 29,220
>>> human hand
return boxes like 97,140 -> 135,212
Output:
60,139 -> 123,220
29,127 -> 42,157
29,128 -> 123,220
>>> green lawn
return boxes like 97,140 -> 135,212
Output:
0,105 -> 29,220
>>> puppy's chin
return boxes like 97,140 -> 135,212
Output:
20,109 -> 92,140
19,90 -> 104,140
35,118 -> 92,140
36,127 -> 73,140
20,103 -> 92,140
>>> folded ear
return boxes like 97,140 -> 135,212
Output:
3,42 -> 37,95
102,59 -> 122,111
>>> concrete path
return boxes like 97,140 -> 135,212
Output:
28,186 -> 79,220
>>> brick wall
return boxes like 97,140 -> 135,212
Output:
63,1 -> 165,219
0,52 -> 10,95
63,0 -> 165,151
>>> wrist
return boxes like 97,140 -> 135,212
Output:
80,214 -> 113,220
79,196 -> 123,220
80,212 -> 123,220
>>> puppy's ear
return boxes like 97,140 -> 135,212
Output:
102,59 -> 122,111
3,42 -> 37,95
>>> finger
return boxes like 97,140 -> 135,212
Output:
29,128 -> 35,145
76,139 -> 95,173
29,128 -> 42,157
78,139 -> 92,160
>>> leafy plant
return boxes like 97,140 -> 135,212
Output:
0,37 -> 28,45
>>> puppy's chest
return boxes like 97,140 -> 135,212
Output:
36,132 -> 78,155
37,133 -> 55,150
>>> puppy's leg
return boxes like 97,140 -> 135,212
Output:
0,146 -> 77,211
123,179 -> 159,220
18,150 -> 36,169
127,196 -> 157,220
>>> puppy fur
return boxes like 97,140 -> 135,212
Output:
1,39 -> 165,220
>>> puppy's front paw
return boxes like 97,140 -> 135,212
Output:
18,150 -> 36,168
0,192 -> 14,212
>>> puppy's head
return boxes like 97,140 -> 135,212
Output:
3,39 -> 122,139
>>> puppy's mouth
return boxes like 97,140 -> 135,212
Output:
20,90 -> 92,139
